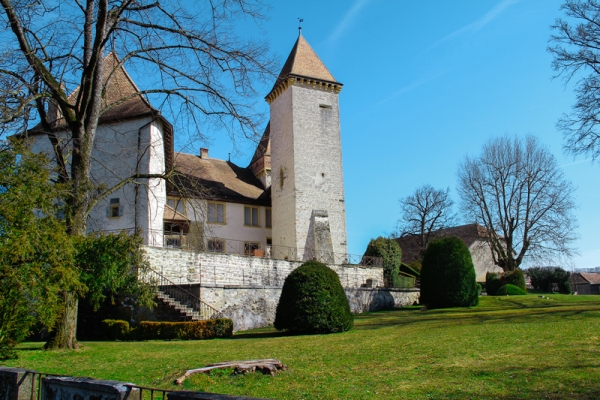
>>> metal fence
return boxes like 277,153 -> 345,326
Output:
147,229 -> 382,267
11,370 -> 177,400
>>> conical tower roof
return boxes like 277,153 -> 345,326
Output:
266,33 -> 342,103
277,34 -> 338,83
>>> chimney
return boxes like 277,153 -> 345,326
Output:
200,148 -> 209,159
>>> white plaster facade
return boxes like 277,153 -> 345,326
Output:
469,240 -> 504,282
30,117 -> 167,242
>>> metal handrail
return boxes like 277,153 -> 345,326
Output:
143,229 -> 383,267
139,267 -> 220,319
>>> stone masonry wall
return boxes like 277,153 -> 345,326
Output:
144,247 -> 420,332
144,246 -> 383,288
202,285 -> 420,332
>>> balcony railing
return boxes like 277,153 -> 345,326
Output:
150,230 -> 382,267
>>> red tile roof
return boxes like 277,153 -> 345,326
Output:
579,272 -> 600,285
172,152 -> 270,206
394,223 -> 493,264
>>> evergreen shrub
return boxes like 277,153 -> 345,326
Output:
102,319 -> 131,340
364,237 -> 402,287
505,270 -> 526,291
101,319 -> 233,340
527,266 -> 571,293
486,270 -> 527,295
274,260 -> 353,334
138,319 -> 233,340
496,284 -> 527,296
486,272 -> 502,296
420,236 -> 479,308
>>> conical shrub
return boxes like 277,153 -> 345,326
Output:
274,261 -> 353,334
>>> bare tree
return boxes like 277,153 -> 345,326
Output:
395,184 -> 456,258
0,0 -> 275,349
457,135 -> 578,272
549,0 -> 600,162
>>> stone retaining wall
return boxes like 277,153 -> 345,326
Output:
201,285 -> 420,332
143,247 -> 419,332
144,246 -> 384,288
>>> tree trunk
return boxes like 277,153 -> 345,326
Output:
45,291 -> 79,350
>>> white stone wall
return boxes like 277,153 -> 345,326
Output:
469,240 -> 504,282
270,82 -> 348,262
143,247 -> 419,332
144,246 -> 383,288
201,285 -> 420,332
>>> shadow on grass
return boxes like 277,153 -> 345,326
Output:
230,330 -> 289,340
351,305 -> 600,331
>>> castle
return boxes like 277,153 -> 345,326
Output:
26,33 -> 421,329
29,33 -> 349,264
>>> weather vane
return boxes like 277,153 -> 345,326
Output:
298,18 -> 303,33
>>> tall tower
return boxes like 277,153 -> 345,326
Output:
266,33 -> 347,263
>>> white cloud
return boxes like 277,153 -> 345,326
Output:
560,158 -> 593,168
433,0 -> 520,47
326,0 -> 371,44
374,70 -> 448,106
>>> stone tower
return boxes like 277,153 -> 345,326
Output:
266,33 -> 347,263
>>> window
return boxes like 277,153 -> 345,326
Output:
279,167 -> 285,188
167,197 -> 186,215
207,202 -> 225,224
107,198 -> 122,218
244,242 -> 260,255
244,206 -> 260,227
266,237 -> 272,257
265,208 -> 272,228
207,239 -> 225,253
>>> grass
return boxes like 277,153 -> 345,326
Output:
3,294 -> 600,399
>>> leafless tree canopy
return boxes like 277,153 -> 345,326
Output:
457,135 -> 578,271
0,0 -> 275,349
549,0 -> 600,162
0,0 -> 275,233
395,184 -> 456,258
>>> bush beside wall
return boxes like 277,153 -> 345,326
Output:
102,318 -> 233,341
364,237 -> 403,287
274,260 -> 353,334
101,319 -> 131,340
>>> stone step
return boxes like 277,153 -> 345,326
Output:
157,290 -> 206,321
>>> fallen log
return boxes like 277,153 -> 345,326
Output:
175,359 -> 287,384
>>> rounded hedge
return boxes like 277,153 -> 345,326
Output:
420,236 -> 479,308
496,284 -> 527,296
486,269 -> 527,296
274,260 -> 353,334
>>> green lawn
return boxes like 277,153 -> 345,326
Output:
3,295 -> 600,399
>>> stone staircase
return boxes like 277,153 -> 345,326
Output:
157,291 -> 204,320
140,267 -> 221,321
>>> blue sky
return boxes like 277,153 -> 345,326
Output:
197,0 -> 599,269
